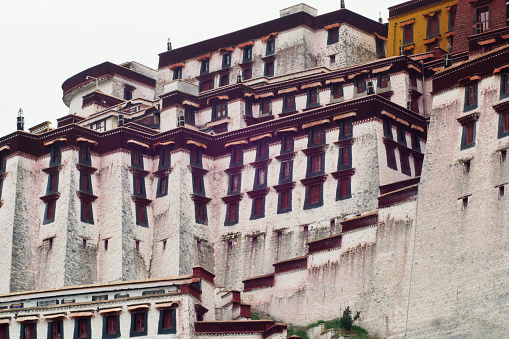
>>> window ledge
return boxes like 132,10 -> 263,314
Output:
302,144 -> 328,156
250,159 -> 272,169
77,191 -> 98,202
300,175 -> 328,186
76,163 -> 97,174
188,166 -> 209,175
275,152 -> 296,162
332,168 -> 356,179
153,168 -> 173,178
247,187 -> 270,198
129,167 -> 150,178
131,195 -> 152,206
40,192 -> 61,203
457,112 -> 480,125
244,115 -> 274,126
191,194 -> 211,204
335,138 -> 355,147
225,165 -> 245,175
207,117 -> 230,128
221,193 -> 243,204
273,182 -> 295,192
42,165 -> 63,174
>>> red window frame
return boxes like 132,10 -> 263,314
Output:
468,84 -> 476,106
254,197 -> 264,216
134,176 -> 142,194
464,123 -> 475,146
285,94 -> 294,110
311,126 -> 325,145
357,78 -> 365,94
46,201 -> 55,221
258,140 -> 268,158
428,16 -> 438,35
280,190 -> 290,209
231,147 -> 242,164
196,202 -> 205,222
214,102 -> 227,119
50,173 -> 58,191
230,174 -> 240,192
193,174 -> 201,193
265,62 -> 274,76
219,75 -> 229,87
404,25 -> 413,43
200,79 -> 213,92
0,324 -> 7,339
308,184 -> 321,204
309,89 -> 318,104
24,323 -> 35,339
338,177 -> 350,198
311,154 -> 323,173
257,167 -> 267,186
379,74 -> 389,88
82,200 -> 91,220
342,147 -> 351,166
134,312 -> 145,332
51,321 -> 61,339
502,112 -> 509,134
332,84 -> 342,99
282,161 -> 292,179
136,204 -> 145,224
132,149 -> 142,165
106,315 -> 117,335
80,173 -> 88,191
78,318 -> 88,338
243,68 -> 252,80
159,176 -> 168,195
228,202 -> 238,222
261,99 -> 271,115
162,310 -> 174,330
283,136 -> 292,152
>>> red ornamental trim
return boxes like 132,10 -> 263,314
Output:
191,194 -> 212,204
261,32 -> 277,42
238,41 -> 254,49
273,255 -> 307,274
493,100 -> 509,114
40,192 -> 61,203
341,212 -> 378,233
169,62 -> 185,70
153,168 -> 173,178
331,168 -> 356,179
188,166 -> 209,175
77,191 -> 98,202
195,304 -> 209,316
242,273 -> 275,291
300,175 -> 327,186
383,137 -> 398,148
76,163 -> 97,174
324,22 -> 341,30
334,138 -> 355,147
302,144 -> 328,156
250,159 -> 272,169
423,36 -> 440,45
275,152 -> 296,162
193,266 -> 215,284
42,165 -> 63,174
131,195 -> 152,206
247,188 -> 270,198
221,193 -> 243,204
273,182 -> 295,193
129,167 -> 150,178
225,165 -> 245,175
308,234 -> 342,253
195,320 -> 277,334
457,112 -> 480,125
378,184 -> 418,208
196,53 -> 211,61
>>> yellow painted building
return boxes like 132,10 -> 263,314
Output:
387,0 -> 457,57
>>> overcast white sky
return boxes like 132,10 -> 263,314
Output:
0,0 -> 400,137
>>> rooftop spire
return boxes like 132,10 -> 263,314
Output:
340,0 -> 345,9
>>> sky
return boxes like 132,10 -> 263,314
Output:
0,0 -> 401,137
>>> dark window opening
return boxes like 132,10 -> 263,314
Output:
158,309 -> 175,334
243,46 -> 253,62
306,183 -> 322,206
260,98 -> 271,115
331,83 -> 343,99
50,145 -> 62,166
131,148 -> 143,168
404,25 -> 413,44
212,101 -> 227,120
309,125 -> 325,146
414,157 -> 422,176
400,152 -> 411,175
195,202 -> 206,224
338,118 -> 352,139
427,16 -> 439,36
500,185 -> 505,198
79,144 -> 91,165
279,190 -> 291,212
256,139 -> 269,160
281,135 -> 293,153
337,177 -> 351,200
184,107 -> 195,125
310,154 -> 323,174
81,200 -> 93,224
499,112 -> 509,138
243,68 -> 252,80
173,67 -> 182,80
50,320 -> 62,339
264,62 -> 274,77
104,315 -> 119,338
280,161 -> 292,182
200,59 -> 209,74
283,94 -> 295,112
255,167 -> 267,187
476,6 -> 490,33
76,318 -> 90,339
385,145 -> 397,170
461,122 -> 476,149
462,197 -> 468,210
411,95 -> 419,113
355,77 -> 366,94
199,79 -> 214,92
230,146 -> 243,166
449,7 -> 457,30
229,174 -> 241,193
378,73 -> 390,89
190,146 -> 202,167
266,39 -> 275,56
21,322 -> 36,339
252,197 -> 265,218
44,201 -> 56,224
327,27 -> 339,45
338,146 -> 351,170
48,173 -> 58,193
227,202 -> 238,224
219,74 -> 229,87
307,88 -> 319,107
135,204 -> 148,227
222,52 -> 231,68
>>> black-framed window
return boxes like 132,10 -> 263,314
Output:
225,202 -> 239,225
254,167 -> 268,189
228,173 -> 241,194
412,131 -> 421,152
355,76 -> 366,95
0,323 -> 8,339
243,46 -> 253,62
327,27 -> 339,45
256,139 -> 269,160
124,87 -> 133,100
427,16 -> 439,37
501,73 -> 509,99
461,122 -> 476,150
90,120 -> 106,132
308,125 -> 326,147
195,201 -> 207,224
0,152 -> 6,174
337,176 -> 352,200
199,79 -> 213,92
264,62 -> 274,77
331,83 -> 343,100
44,201 -> 56,224
376,38 -> 386,57
307,153 -> 325,177
400,151 -> 411,176
74,318 -> 91,339
475,6 -> 491,34
184,106 -> 195,125
200,59 -> 209,75
102,315 -> 120,339
383,118 -> 393,139
156,176 -> 168,197
173,67 -> 182,80
277,190 -> 292,214
449,6 -> 457,31
47,173 -> 59,194
281,134 -> 294,154
414,157 -> 423,176
79,144 -> 91,165
135,204 -> 148,227
250,196 -> 265,219
243,68 -> 252,81
159,147 -> 171,169
464,83 -> 478,111
403,24 -> 413,45
20,322 -> 36,339
283,94 -> 296,112
385,144 -> 397,170
133,176 -> 146,197
230,146 -> 243,166
378,73 -> 390,89
219,74 -> 229,87
50,144 -> 62,166
222,52 -> 231,68
245,98 -> 253,116
397,124 -> 407,146
190,146 -> 202,167
306,88 -> 320,108
130,312 -> 147,337
338,118 -> 353,140
158,309 -> 176,335
304,183 -> 323,209
338,146 -> 352,170
212,101 -> 228,120
131,148 -> 144,169
279,161 -> 293,183
499,112 -> 509,138
260,98 -> 272,116
81,200 -> 94,224
48,320 -> 63,339
192,173 -> 205,194
266,39 -> 275,56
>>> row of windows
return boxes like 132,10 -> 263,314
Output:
0,309 -> 176,339
198,61 -> 275,92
